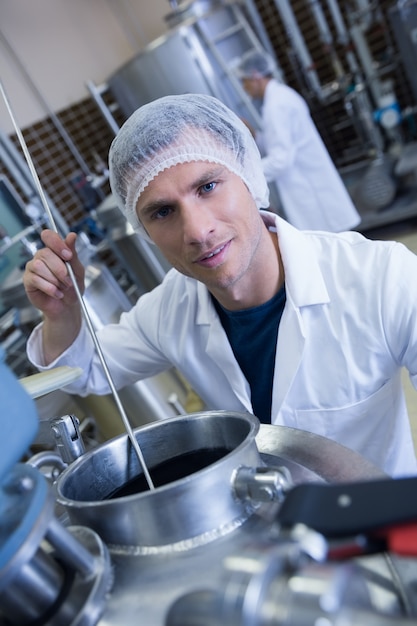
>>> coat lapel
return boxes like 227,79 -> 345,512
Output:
270,215 -> 330,418
196,282 -> 252,411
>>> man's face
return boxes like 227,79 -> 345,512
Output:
242,76 -> 263,99
135,161 -> 267,307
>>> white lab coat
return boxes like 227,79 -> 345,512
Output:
28,212 -> 417,477
258,80 -> 361,232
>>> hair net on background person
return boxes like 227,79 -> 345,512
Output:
108,93 -> 270,242
235,50 -> 276,79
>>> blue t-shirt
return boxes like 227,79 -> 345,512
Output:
213,285 -> 286,423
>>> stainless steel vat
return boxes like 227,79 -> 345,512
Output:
56,411 -> 262,546
52,411 -> 416,625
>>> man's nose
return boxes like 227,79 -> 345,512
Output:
181,203 -> 215,243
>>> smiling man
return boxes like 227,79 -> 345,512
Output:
135,161 -> 281,309
24,94 -> 417,477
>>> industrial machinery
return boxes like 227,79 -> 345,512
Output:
2,349 -> 417,625
102,0 -> 276,128
0,349 -> 112,625
86,0 -> 417,231
88,0 -> 284,211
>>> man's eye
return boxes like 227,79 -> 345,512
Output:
153,206 -> 172,220
200,181 -> 216,194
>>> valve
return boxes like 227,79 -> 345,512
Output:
233,465 -> 293,503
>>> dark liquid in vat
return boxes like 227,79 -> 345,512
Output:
105,446 -> 231,499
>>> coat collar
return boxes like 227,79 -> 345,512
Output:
195,211 -> 330,325
265,211 -> 330,308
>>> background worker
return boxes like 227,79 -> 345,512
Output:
236,50 -> 361,232
23,93 -> 417,478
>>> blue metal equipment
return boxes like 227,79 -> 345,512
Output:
0,349 -> 112,626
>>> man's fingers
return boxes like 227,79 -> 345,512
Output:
40,229 -> 74,261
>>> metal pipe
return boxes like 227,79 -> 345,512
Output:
326,0 -> 350,45
0,132 -> 36,199
85,80 -> 120,136
0,78 -> 154,491
46,517 -> 97,580
0,130 -> 70,235
242,0 -> 282,68
272,0 -> 324,98
0,549 -> 65,623
307,0 -> 345,80
308,0 -> 334,46
0,29 -> 100,184
325,0 -> 363,78
349,23 -> 384,104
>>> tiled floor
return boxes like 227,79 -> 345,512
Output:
362,217 -> 417,453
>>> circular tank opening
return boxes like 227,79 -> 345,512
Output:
58,411 -> 258,503
105,446 -> 232,498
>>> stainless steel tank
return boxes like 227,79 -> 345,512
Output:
52,411 -> 417,625
107,0 -> 266,127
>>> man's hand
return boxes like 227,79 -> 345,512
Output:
23,230 -> 85,363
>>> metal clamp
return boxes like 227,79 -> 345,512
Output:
51,414 -> 86,465
233,465 -> 293,503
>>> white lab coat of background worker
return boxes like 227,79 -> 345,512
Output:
238,51 -> 361,232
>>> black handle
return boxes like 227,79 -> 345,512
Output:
277,476 -> 417,538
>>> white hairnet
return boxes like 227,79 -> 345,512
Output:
108,93 -> 269,241
235,50 -> 276,79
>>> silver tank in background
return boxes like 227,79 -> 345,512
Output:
102,0 -> 282,244
107,0 -> 276,129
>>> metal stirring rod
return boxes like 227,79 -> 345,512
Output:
0,79 -> 155,490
